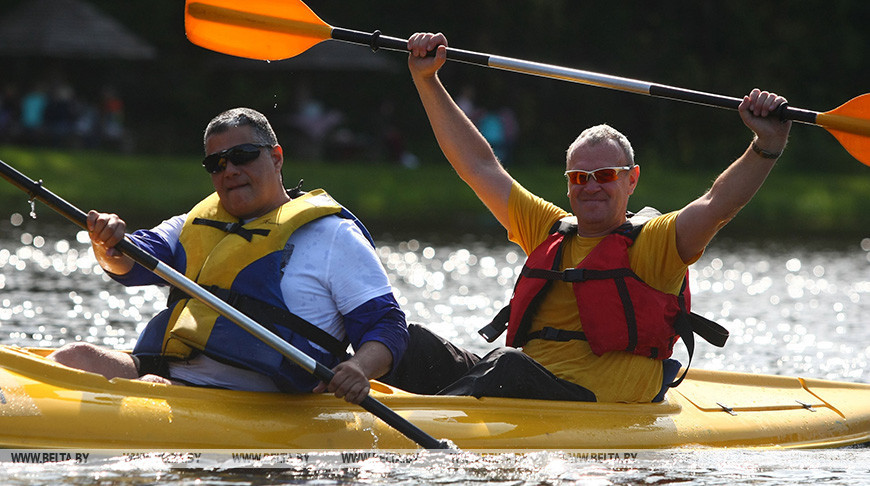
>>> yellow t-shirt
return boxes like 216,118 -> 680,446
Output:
507,181 -> 699,402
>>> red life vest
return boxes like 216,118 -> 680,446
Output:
479,211 -> 727,384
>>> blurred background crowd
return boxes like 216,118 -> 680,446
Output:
0,0 -> 867,172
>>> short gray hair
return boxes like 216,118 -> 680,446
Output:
566,124 -> 635,166
203,107 -> 278,152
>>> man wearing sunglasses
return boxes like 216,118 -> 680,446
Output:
48,108 -> 408,404
392,32 -> 791,403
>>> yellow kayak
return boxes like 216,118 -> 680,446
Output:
1,345 -> 869,451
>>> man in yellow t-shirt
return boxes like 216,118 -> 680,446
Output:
508,182 -> 691,402
401,33 -> 792,403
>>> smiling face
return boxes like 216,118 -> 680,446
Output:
205,125 -> 290,220
565,138 -> 639,237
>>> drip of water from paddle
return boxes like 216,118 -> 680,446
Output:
29,199 -> 37,219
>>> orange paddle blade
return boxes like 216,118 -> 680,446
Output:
816,93 -> 870,166
185,0 -> 332,61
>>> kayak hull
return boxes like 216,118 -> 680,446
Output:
2,345 -> 869,450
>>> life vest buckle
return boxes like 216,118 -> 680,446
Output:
538,327 -> 566,340
562,268 -> 586,282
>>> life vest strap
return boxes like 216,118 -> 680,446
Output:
167,285 -> 351,358
526,326 -> 587,342
520,267 -> 636,282
478,305 -> 511,343
191,217 -> 271,242
668,311 -> 729,387
688,311 -> 729,347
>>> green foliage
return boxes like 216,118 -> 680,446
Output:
4,1 -> 866,172
0,146 -> 212,229
2,146 -> 868,240
2,1 -> 868,240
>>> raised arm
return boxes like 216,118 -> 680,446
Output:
675,89 -> 792,262
408,33 -> 515,231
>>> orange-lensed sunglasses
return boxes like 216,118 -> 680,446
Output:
564,166 -> 634,185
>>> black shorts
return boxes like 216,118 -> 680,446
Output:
383,323 -> 596,401
437,346 -> 597,402
383,323 -> 678,403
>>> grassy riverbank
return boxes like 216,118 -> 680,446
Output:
1,145 -> 867,240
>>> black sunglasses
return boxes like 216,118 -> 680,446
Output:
202,143 -> 272,174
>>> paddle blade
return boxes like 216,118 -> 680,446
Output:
817,93 -> 870,166
185,0 -> 332,61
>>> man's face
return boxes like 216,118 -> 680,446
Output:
205,125 -> 287,220
565,139 -> 639,237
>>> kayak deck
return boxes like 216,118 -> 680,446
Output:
1,345 -> 869,450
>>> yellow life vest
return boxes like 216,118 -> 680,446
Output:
161,189 -> 343,358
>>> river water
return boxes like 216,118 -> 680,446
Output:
1,212 -> 869,484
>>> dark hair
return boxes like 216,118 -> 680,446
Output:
203,107 -> 278,153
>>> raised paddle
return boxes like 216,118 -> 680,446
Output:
184,0 -> 870,166
0,158 -> 450,451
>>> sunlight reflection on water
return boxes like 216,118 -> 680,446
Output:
2,216 -> 869,383
1,448 -> 869,485
2,214 -> 870,484
379,235 -> 870,384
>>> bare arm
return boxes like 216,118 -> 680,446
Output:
675,89 -> 792,262
313,340 -> 392,404
408,33 -> 514,231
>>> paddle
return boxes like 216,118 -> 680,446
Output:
0,158 -> 450,450
184,0 -> 870,166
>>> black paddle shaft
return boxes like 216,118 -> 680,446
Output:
313,362 -> 450,449
0,159 -> 160,271
332,27 -> 488,65
0,158 -> 450,450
